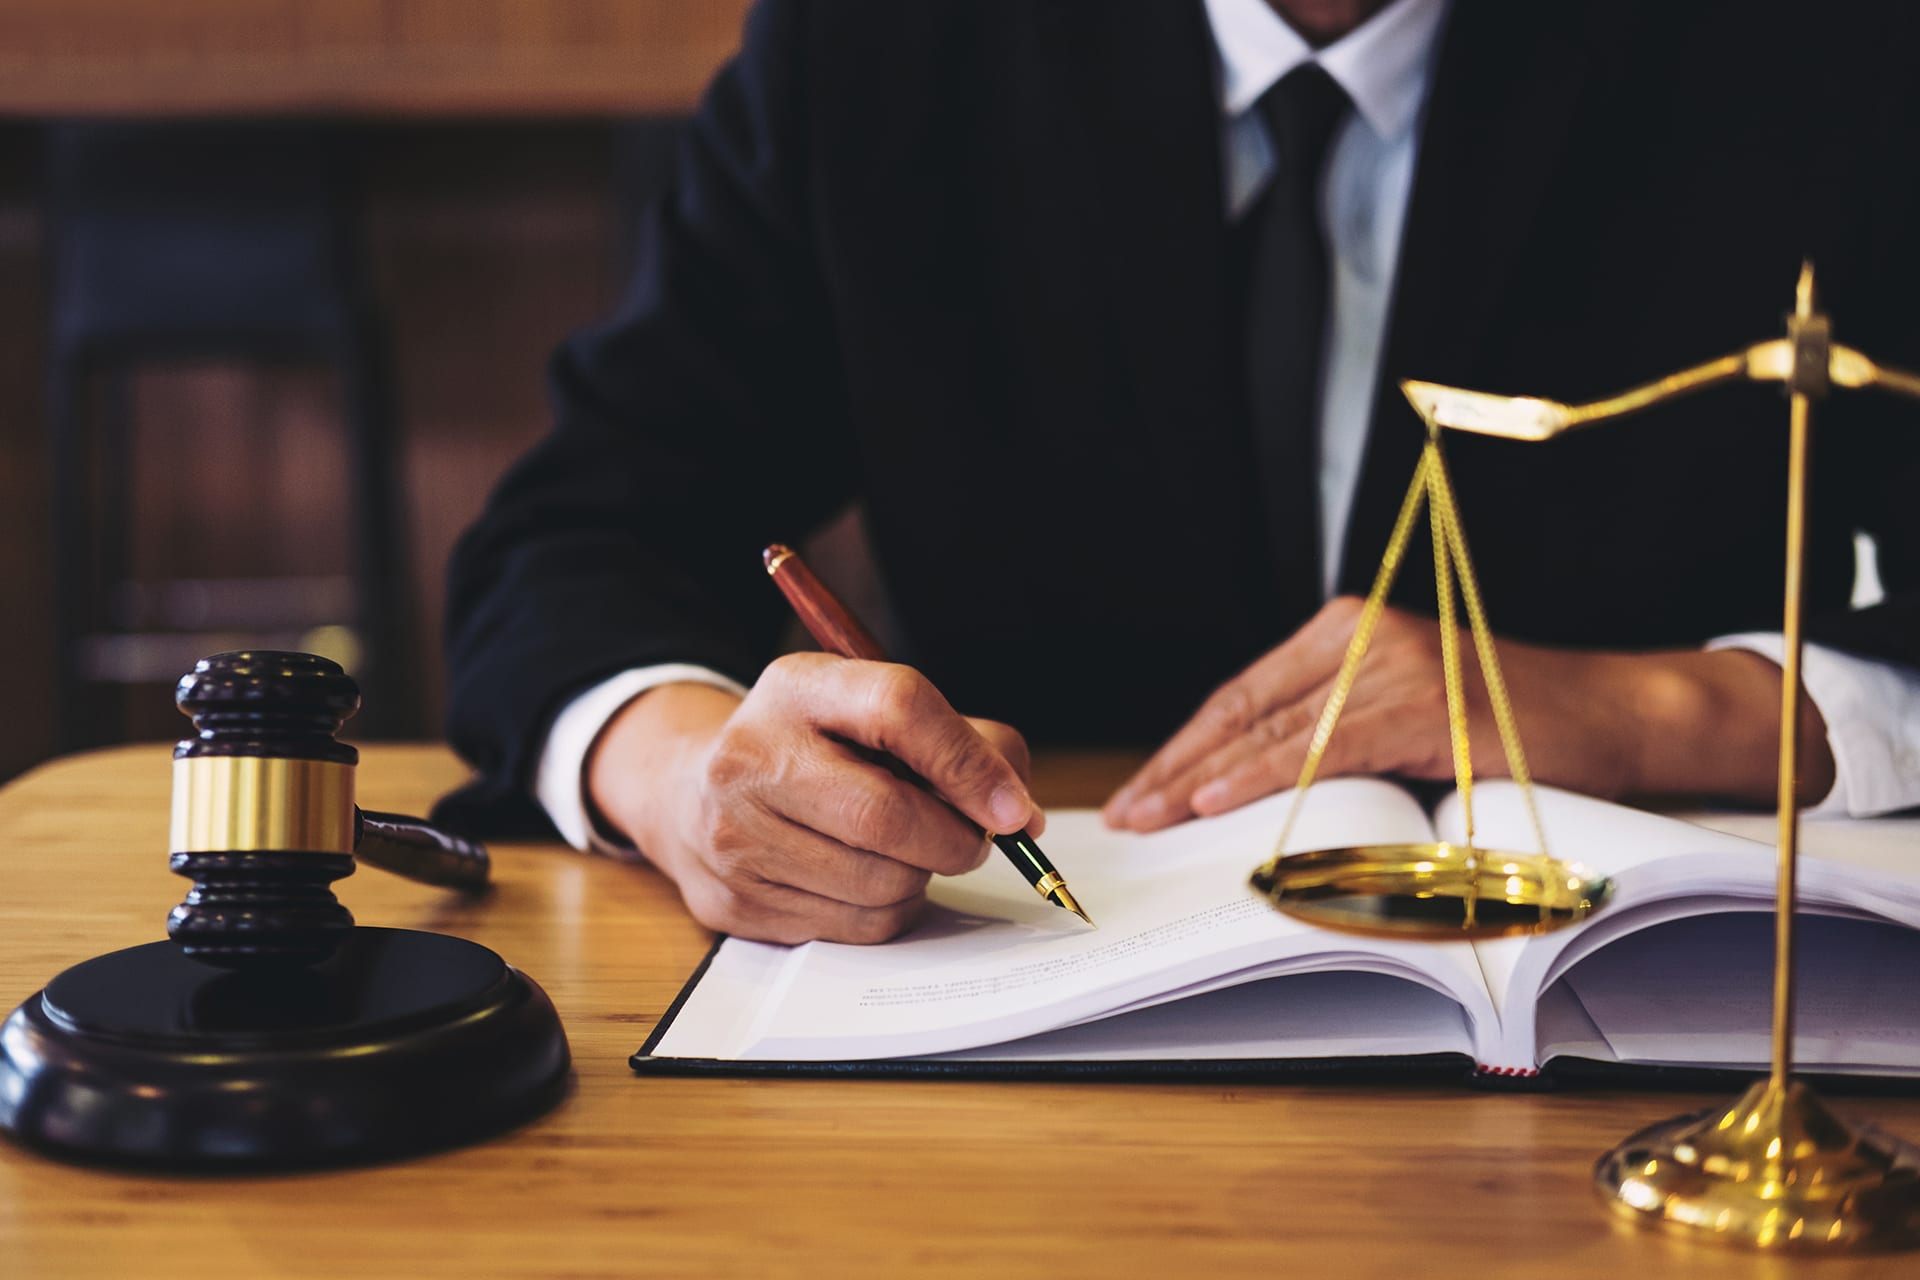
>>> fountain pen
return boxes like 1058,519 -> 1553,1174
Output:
762,544 -> 1094,927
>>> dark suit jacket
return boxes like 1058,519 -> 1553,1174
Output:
439,0 -> 1920,835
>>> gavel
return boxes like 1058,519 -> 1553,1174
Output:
0,649 -> 568,1170
167,650 -> 489,968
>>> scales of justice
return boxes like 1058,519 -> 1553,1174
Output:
1249,264 -> 1920,1250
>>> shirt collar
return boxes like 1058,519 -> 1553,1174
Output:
1201,0 -> 1449,140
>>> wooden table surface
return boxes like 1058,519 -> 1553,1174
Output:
0,1 -> 752,115
0,743 -> 1915,1278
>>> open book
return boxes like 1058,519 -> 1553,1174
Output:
635,781 -> 1920,1084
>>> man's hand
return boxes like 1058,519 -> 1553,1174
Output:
587,653 -> 1041,945
1103,598 -> 1835,832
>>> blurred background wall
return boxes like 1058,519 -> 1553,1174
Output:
0,0 -> 754,782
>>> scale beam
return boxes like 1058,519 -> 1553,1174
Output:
1404,337 -> 1920,444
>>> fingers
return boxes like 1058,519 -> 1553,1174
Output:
1104,603 -> 1470,831
719,811 -> 936,908
966,716 -> 1032,783
645,652 -> 1044,946
677,860 -> 933,946
775,654 -> 1038,836
1193,696 -> 1457,819
1103,599 -> 1364,828
1115,679 -> 1333,830
1117,692 -> 1433,829
777,746 -> 997,876
966,717 -> 1044,837
682,771 -> 965,944
678,771 -> 961,945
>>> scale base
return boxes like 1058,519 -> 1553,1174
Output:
1595,1079 -> 1920,1251
0,927 -> 570,1170
1251,841 -> 1611,939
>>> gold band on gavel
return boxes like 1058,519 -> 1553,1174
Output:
169,757 -> 356,855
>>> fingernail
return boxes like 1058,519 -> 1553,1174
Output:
1191,781 -> 1228,812
1125,793 -> 1167,828
990,784 -> 1030,833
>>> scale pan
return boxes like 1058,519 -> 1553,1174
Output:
1250,841 -> 1611,940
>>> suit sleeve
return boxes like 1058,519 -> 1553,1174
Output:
439,0 -> 854,832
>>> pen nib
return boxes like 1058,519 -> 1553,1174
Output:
1050,885 -> 1095,929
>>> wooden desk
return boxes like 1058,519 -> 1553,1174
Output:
0,744 -> 1913,1278
0,2 -> 752,116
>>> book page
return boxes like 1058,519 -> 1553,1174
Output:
1439,783 -> 1920,1071
1440,782 -> 1769,1067
925,971 -> 1476,1063
660,778 -> 1495,1062
1550,912 -> 1920,1075
1683,810 -> 1920,880
649,937 -> 791,1061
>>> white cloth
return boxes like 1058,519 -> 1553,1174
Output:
1708,636 -> 1920,817
535,0 -> 1920,843
535,664 -> 746,851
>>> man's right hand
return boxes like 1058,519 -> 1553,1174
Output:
586,653 -> 1042,945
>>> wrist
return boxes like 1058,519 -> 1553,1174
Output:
586,682 -> 742,858
1617,649 -> 1834,804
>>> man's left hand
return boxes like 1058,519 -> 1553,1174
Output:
1103,597 -> 1834,832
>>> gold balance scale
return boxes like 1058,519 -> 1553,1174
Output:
1248,265 -> 1920,1250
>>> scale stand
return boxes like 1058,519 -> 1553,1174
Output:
1258,265 -> 1920,1250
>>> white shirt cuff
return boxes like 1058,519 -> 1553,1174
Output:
1707,634 -> 1920,818
533,664 -> 750,852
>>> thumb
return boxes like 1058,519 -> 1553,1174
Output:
965,717 -> 1045,837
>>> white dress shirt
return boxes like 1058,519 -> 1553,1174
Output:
535,0 -> 1920,846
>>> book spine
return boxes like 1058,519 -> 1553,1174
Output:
1473,1063 -> 1541,1079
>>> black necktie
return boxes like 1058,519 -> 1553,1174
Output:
1244,63 -> 1350,622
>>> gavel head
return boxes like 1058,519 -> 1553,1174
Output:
167,651 -> 363,969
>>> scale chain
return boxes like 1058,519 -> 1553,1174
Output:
1266,449 -> 1432,862
1263,437 -> 1551,873
1424,441 -> 1551,859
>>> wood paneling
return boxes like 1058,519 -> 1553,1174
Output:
0,1 -> 751,115
366,124 -> 629,738
0,122 -> 637,771
0,129 -> 56,785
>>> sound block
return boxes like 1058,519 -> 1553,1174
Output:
0,928 -> 570,1170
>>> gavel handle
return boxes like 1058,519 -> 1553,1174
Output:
353,809 -> 491,891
